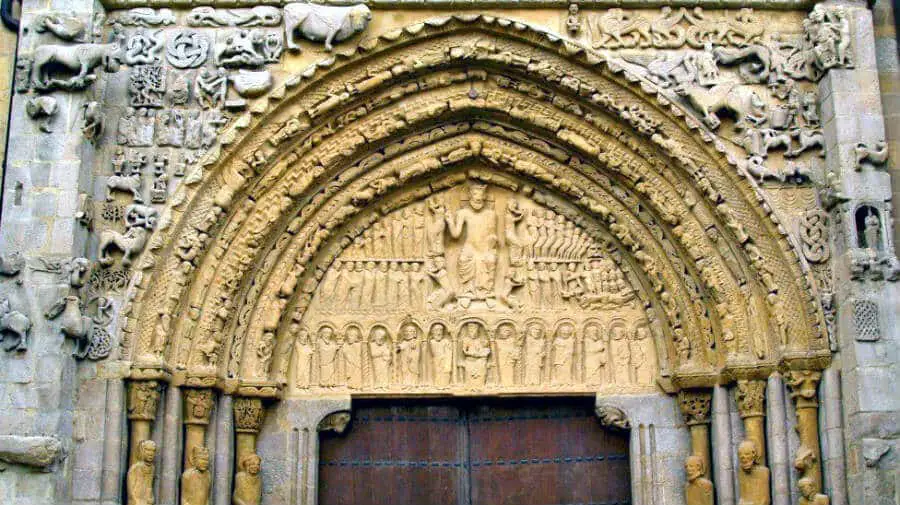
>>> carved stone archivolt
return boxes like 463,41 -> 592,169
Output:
118,16 -> 829,404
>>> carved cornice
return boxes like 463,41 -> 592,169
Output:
99,0 -> 817,11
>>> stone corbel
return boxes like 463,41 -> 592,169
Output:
679,389 -> 713,478
126,380 -> 161,466
595,404 -> 631,431
0,435 -> 64,471
785,370 -> 823,494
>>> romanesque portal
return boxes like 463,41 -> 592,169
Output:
0,1 -> 895,504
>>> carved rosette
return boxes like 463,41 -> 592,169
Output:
127,380 -> 160,421
233,397 -> 265,434
785,370 -> 821,409
679,390 -> 712,426
735,380 -> 766,418
183,388 -> 214,425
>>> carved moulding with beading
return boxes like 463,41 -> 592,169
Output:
121,16 -> 829,394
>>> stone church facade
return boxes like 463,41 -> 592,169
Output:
0,0 -> 897,504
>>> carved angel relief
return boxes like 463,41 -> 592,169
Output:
288,182 -> 659,395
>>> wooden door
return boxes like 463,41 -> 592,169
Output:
319,398 -> 631,505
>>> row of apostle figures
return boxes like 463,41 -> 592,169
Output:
291,318 -> 657,389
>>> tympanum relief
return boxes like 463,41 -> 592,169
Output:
289,182 -> 658,395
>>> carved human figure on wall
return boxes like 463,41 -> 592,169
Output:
523,321 -> 547,385
425,197 -> 446,258
397,322 -> 421,385
863,210 -> 881,251
684,454 -> 714,505
343,325 -> 364,388
127,439 -> 157,505
551,321 -> 576,384
459,322 -> 491,387
583,321 -> 607,384
181,446 -> 211,505
446,183 -> 499,306
425,256 -> 455,308
232,453 -> 262,505
737,440 -> 770,505
798,477 -> 829,505
369,325 -> 393,387
631,322 -> 656,385
428,322 -> 453,387
317,325 -> 341,386
292,325 -> 313,388
494,322 -> 521,386
610,323 -> 631,384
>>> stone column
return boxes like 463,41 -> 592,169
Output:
214,394 -> 234,505
158,385 -> 183,505
736,380 -> 767,463
126,380 -> 161,466
711,385 -> 735,505
233,397 -> 265,468
766,373 -> 791,505
821,367 -> 847,505
679,389 -> 713,477
182,388 -> 215,468
785,370 -> 823,493
100,377 -> 127,505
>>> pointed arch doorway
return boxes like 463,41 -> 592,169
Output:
318,397 -> 631,505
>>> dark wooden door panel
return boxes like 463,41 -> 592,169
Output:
319,403 -> 465,505
468,399 -> 630,505
319,399 -> 630,505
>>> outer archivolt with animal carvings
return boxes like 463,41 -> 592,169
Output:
121,16 -> 828,398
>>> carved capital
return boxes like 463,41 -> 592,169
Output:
785,370 -> 821,409
183,388 -> 215,425
679,390 -> 712,426
735,380 -> 766,418
127,380 -> 160,421
233,397 -> 265,433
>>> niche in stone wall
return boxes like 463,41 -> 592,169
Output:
287,180 -> 659,396
855,205 -> 883,251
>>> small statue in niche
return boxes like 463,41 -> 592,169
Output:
737,440 -> 770,505
343,325 -> 364,388
523,321 -> 547,385
684,454 -> 714,505
292,325 -> 313,388
583,322 -> 607,384
127,439 -> 157,505
459,322 -> 491,387
860,208 -> 881,251
369,325 -> 393,387
565,3 -> 582,36
232,453 -> 262,505
181,446 -> 211,505
798,477 -> 829,505
428,322 -> 453,387
494,322 -> 521,386
317,325 -> 341,387
396,321 -> 421,385
551,321 -> 576,384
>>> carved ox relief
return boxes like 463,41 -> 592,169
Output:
285,183 -> 659,395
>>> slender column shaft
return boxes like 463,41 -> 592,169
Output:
182,388 -> 215,467
214,394 -> 234,505
821,367 -> 846,505
766,374 -> 790,505
679,390 -> 713,477
100,378 -> 126,505
786,371 -> 824,492
712,385 -> 736,505
159,385 -> 183,505
736,380 -> 768,463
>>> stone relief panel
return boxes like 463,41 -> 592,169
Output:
288,182 -> 658,395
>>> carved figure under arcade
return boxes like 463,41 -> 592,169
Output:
288,182 -> 659,394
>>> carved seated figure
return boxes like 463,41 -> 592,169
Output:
684,454 -> 714,505
233,453 -> 262,505
798,477 -> 829,505
737,440 -> 770,505
126,439 -> 157,505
